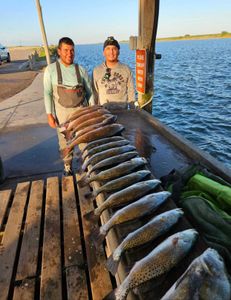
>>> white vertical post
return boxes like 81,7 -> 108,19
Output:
35,0 -> 51,65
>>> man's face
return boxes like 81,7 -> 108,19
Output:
58,43 -> 75,66
103,45 -> 119,63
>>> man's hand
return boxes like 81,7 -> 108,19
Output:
47,114 -> 57,128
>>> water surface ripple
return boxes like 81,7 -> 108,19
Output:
77,39 -> 231,169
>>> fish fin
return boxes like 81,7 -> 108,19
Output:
103,289 -> 117,300
84,210 -> 100,224
106,254 -> 120,276
77,174 -> 89,187
90,226 -> 106,248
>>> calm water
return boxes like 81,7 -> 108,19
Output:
76,39 -> 231,169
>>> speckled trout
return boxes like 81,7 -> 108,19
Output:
85,170 -> 151,200
107,207 -> 183,276
85,179 -> 160,222
82,139 -> 130,161
104,229 -> 198,300
75,114 -> 112,131
78,157 -> 147,187
87,151 -> 138,176
161,248 -> 231,300
68,123 -> 124,148
93,191 -> 171,249
64,114 -> 115,141
81,136 -> 126,153
60,105 -> 102,125
68,114 -> 117,141
66,108 -> 110,130
82,145 -> 136,171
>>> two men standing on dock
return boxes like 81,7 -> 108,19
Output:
43,36 -> 135,176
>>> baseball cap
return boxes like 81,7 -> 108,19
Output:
103,36 -> 120,50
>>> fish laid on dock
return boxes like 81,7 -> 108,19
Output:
72,114 -> 117,139
68,123 -> 124,148
82,144 -> 136,171
61,108 -> 111,136
78,157 -> 147,187
66,105 -> 102,122
85,179 -> 160,221
161,248 -> 231,300
75,113 -> 112,132
81,136 -> 126,153
86,151 -> 138,176
107,207 -> 183,276
92,191 -> 171,249
64,114 -> 116,141
85,170 -> 151,199
82,139 -> 130,161
104,229 -> 198,300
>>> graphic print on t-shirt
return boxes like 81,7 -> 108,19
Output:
101,72 -> 125,95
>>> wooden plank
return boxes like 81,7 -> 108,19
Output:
76,173 -> 112,300
13,278 -> 35,300
61,176 -> 88,299
65,266 -> 88,300
16,180 -> 44,281
40,177 -> 62,300
0,182 -> 30,300
0,189 -> 12,229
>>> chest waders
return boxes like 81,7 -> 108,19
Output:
54,61 -> 86,167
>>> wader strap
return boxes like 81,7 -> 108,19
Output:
56,61 -> 82,85
56,61 -> 63,85
75,64 -> 83,85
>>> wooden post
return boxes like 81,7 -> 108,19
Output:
35,0 -> 51,65
137,0 -> 160,113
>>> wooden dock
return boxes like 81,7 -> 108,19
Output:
0,175 -> 113,300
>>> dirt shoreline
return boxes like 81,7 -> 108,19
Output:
0,47 -> 41,102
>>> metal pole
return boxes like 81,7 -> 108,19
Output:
35,0 -> 51,65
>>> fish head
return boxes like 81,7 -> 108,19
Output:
173,229 -> 198,251
200,248 -> 225,276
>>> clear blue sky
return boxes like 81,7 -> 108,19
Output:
1,0 -> 231,46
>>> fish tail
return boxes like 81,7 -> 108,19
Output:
106,253 -> 120,276
77,174 -> 89,187
84,209 -> 100,224
90,226 -> 107,248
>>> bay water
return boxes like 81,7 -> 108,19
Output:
76,38 -> 231,169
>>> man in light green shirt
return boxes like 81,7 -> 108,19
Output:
44,37 -> 94,175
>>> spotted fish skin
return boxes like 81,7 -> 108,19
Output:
110,229 -> 198,300
107,207 -> 183,276
161,248 -> 231,300
89,170 -> 151,199
87,151 -> 138,176
82,139 -> 130,161
94,179 -> 160,217
82,144 -> 136,171
78,157 -> 147,187
81,136 -> 126,153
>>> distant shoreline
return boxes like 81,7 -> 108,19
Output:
156,32 -> 231,42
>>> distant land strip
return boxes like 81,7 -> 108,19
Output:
120,31 -> 231,43
157,31 -> 231,41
